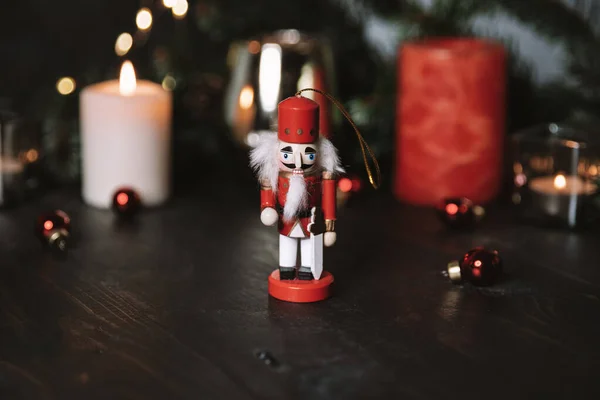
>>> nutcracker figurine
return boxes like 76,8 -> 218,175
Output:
250,89 -> 380,303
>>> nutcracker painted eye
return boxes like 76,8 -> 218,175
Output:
279,145 -> 294,165
303,146 -> 317,165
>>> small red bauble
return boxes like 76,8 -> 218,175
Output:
112,187 -> 141,218
35,210 -> 71,254
439,197 -> 485,229
447,247 -> 503,286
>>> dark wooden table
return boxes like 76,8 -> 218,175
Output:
1,172 -> 600,399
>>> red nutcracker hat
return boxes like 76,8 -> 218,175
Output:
277,96 -> 319,144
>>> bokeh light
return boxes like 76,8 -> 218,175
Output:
248,41 -> 261,54
56,77 -> 76,95
338,178 -> 353,193
136,8 -> 153,30
163,0 -> 177,8
115,33 -> 133,56
445,203 -> 458,216
161,75 -> 177,91
172,0 -> 188,18
239,86 -> 254,110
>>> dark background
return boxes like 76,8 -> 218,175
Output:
3,0 -> 600,194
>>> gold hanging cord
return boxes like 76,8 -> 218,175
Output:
295,88 -> 381,190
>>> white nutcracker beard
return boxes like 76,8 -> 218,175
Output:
283,173 -> 308,222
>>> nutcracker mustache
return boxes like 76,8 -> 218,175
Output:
282,162 -> 312,170
283,173 -> 308,221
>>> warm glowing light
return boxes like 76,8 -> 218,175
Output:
162,75 -> 176,91
338,178 -> 353,193
472,268 -> 481,277
513,162 -> 523,174
136,8 -> 153,30
445,203 -> 458,216
473,260 -> 482,268
25,149 -> 38,163
554,174 -> 566,190
514,173 -> 527,187
119,61 -> 137,96
56,77 -> 76,95
281,29 -> 300,45
172,0 -> 188,18
448,265 -> 461,275
44,220 -> 53,230
116,193 -> 129,206
248,40 -> 261,54
163,0 -> 177,8
239,86 -> 254,110
115,33 -> 133,56
589,165 -> 598,176
258,44 -> 282,113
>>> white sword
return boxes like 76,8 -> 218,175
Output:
308,207 -> 324,280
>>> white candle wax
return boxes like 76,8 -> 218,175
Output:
80,63 -> 172,209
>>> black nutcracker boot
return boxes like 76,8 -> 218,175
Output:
279,266 -> 296,280
297,267 -> 314,280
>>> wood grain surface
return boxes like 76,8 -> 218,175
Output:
1,171 -> 599,399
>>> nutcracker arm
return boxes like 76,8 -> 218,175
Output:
322,172 -> 336,232
260,181 -> 276,211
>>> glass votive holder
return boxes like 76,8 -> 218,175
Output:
0,110 -> 42,207
511,123 -> 600,229
223,29 -> 337,147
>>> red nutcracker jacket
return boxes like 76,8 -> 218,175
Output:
261,172 -> 336,237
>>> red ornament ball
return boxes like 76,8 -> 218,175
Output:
112,187 -> 141,218
438,197 -> 485,229
448,247 -> 503,286
35,210 -> 71,253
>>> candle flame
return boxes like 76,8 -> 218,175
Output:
554,174 -> 566,190
239,86 -> 254,110
119,61 -> 137,96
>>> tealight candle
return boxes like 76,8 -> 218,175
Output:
511,123 -> 600,229
528,173 -> 597,223
80,61 -> 172,209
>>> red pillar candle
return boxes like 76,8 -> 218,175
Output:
395,38 -> 506,206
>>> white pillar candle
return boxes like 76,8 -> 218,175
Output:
80,61 -> 172,209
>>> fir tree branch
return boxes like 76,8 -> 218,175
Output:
497,0 -> 597,44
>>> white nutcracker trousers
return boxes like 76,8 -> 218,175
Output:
279,235 -> 312,268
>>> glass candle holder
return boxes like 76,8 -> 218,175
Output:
223,29 -> 337,147
0,108 -> 43,208
511,123 -> 600,229
0,110 -> 27,207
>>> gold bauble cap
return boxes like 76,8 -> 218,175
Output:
447,260 -> 462,283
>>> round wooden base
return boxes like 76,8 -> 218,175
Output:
268,270 -> 334,303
